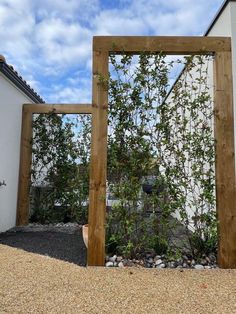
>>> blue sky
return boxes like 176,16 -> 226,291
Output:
0,0 -> 224,103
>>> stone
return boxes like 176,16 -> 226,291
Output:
176,258 -> 183,264
191,259 -> 196,266
106,261 -> 114,267
204,266 -> 211,269
205,256 -> 211,264
208,254 -> 216,263
168,261 -> 176,268
155,259 -> 163,266
122,259 -> 129,266
147,258 -> 154,264
156,263 -> 165,268
109,255 -> 117,263
200,259 -> 208,266
116,256 -> 123,263
194,264 -> 204,270
154,255 -> 162,261
118,261 -> 124,268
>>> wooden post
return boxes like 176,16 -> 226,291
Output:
16,106 -> 33,225
214,51 -> 236,268
15,37 -> 236,268
16,104 -> 92,226
88,48 -> 109,266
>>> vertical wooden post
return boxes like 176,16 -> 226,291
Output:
214,51 -> 236,268
16,106 -> 32,225
88,48 -> 109,266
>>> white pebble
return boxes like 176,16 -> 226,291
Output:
194,264 -> 204,270
118,262 -> 124,267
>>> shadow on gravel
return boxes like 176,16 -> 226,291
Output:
0,229 -> 87,266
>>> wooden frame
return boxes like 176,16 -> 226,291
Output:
16,104 -> 92,226
17,36 -> 236,268
89,36 -> 236,268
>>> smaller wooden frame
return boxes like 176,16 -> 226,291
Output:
16,103 -> 92,226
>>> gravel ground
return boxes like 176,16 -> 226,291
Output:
0,244 -> 236,314
0,226 -> 86,266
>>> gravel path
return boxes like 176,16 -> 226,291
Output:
1,244 -> 236,314
0,228 -> 86,266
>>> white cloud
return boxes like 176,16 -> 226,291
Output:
47,85 -> 91,103
0,0 -> 224,102
33,0 -> 99,21
35,18 -> 92,67
92,9 -> 147,35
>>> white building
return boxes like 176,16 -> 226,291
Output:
162,0 -> 236,228
0,55 -> 43,232
204,0 -> 236,152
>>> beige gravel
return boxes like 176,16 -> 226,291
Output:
0,244 -> 236,314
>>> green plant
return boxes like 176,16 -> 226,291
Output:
106,53 -> 216,258
31,52 -> 217,260
30,112 -> 91,224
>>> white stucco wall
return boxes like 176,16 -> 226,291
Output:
0,73 -> 34,232
161,2 -> 236,227
207,2 -> 236,157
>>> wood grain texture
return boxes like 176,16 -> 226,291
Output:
214,51 -> 236,268
93,36 -> 231,54
16,104 -> 92,226
16,106 -> 33,225
88,50 -> 109,266
23,104 -> 92,114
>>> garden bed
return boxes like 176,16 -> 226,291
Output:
0,223 -> 217,269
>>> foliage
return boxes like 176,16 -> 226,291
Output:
30,112 -> 91,224
106,53 -> 216,258
30,52 -> 217,260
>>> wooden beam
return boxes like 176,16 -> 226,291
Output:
214,51 -> 236,268
23,104 -> 92,114
88,50 -> 109,266
93,36 -> 231,54
16,103 -> 93,226
16,106 -> 33,225
89,36 -> 236,268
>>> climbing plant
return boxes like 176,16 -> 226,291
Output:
106,53 -> 216,258
30,52 -> 216,260
30,112 -> 91,224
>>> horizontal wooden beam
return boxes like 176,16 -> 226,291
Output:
17,103 -> 92,226
23,103 -> 93,114
93,36 -> 231,54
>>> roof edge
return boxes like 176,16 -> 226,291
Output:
162,0 -> 234,105
204,0 -> 233,36
0,61 -> 44,103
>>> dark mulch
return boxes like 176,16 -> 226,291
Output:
0,229 -> 87,266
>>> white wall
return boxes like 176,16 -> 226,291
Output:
207,2 -> 236,158
0,73 -> 34,232
161,3 -> 235,228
